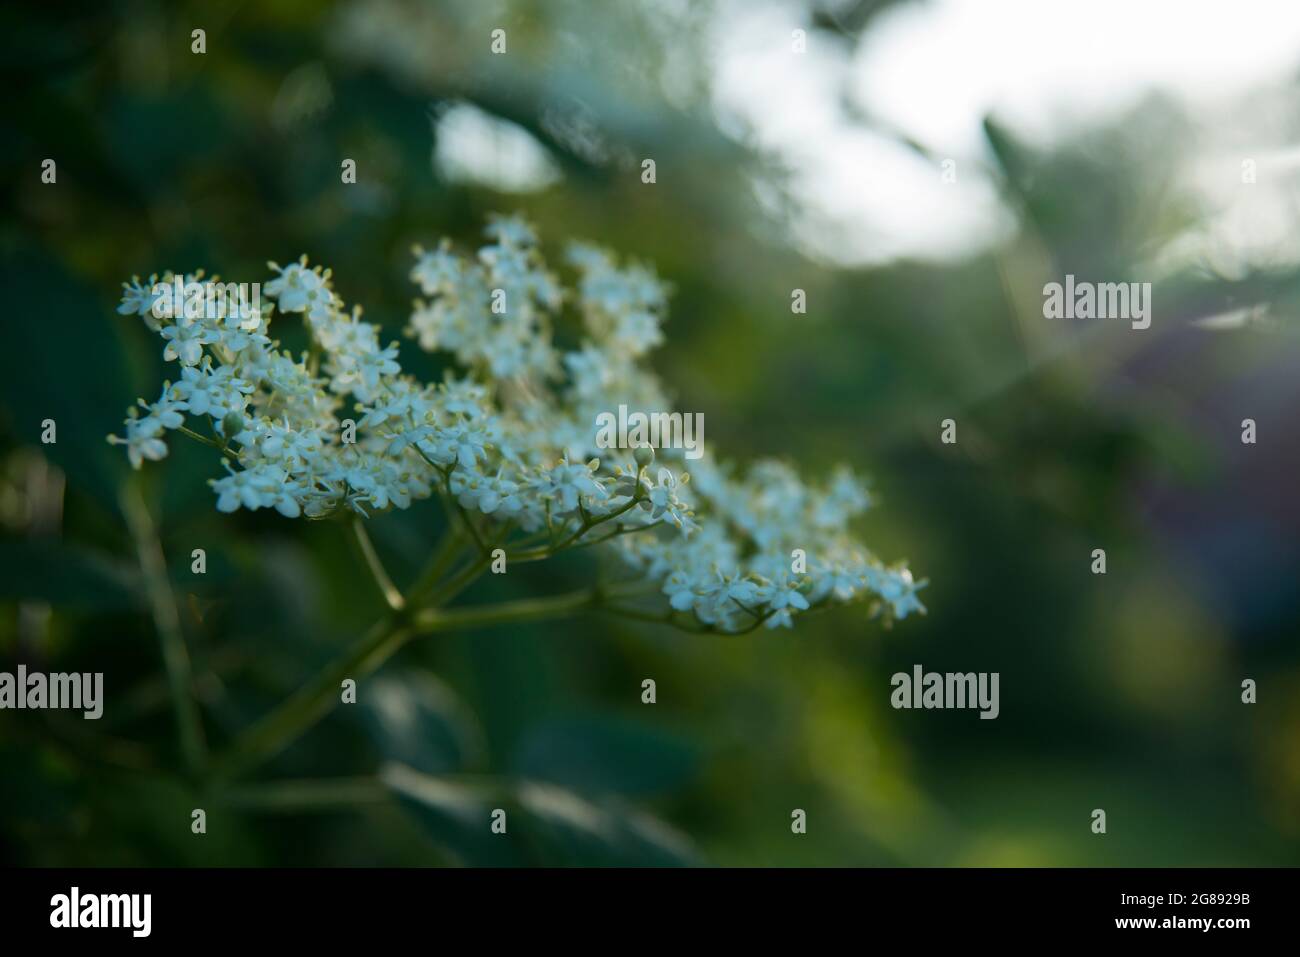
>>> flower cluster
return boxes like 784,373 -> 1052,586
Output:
111,215 -> 925,630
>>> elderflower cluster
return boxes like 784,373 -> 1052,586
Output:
110,215 -> 925,630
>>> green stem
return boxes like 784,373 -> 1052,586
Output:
211,614 -> 411,782
177,424 -> 236,462
219,776 -> 389,813
212,588 -> 602,782
508,497 -> 643,563
411,445 -> 490,557
404,525 -> 465,602
211,470 -> 676,784
352,518 -> 404,611
177,424 -> 220,448
120,481 -> 208,781
427,554 -> 491,605
570,519 -> 662,551
596,604 -> 674,626
412,588 -> 599,634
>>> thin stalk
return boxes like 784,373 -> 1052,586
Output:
211,614 -> 412,782
212,587 -> 605,782
424,552 -> 493,607
351,518 -> 404,611
411,588 -> 599,634
508,497 -> 643,563
120,481 -> 208,781
177,424 -> 221,449
219,777 -> 389,813
569,519 -> 663,551
404,525 -> 466,602
412,445 -> 490,557
177,425 -> 236,463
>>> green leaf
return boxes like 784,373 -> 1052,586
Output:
360,672 -> 485,775
382,763 -> 698,867
0,245 -> 131,509
510,715 -> 701,797
0,540 -> 141,610
381,763 -> 525,866
510,779 -> 699,867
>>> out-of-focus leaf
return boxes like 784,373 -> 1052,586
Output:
511,779 -> 699,867
510,715 -> 701,797
382,762 -> 698,867
381,763 -> 524,866
0,540 -> 140,610
0,246 -> 130,508
96,773 -> 265,867
361,672 -> 485,775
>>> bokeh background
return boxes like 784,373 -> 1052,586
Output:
3,0 -> 1299,866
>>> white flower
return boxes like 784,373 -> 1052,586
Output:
118,277 -> 165,321
170,363 -> 252,418
356,343 -> 402,394
410,242 -> 462,295
160,318 -> 212,365
641,467 -> 694,533
212,462 -> 301,517
452,467 -> 522,515
420,422 -> 491,470
815,560 -> 867,603
663,570 -> 698,612
110,216 -> 924,634
615,310 -> 663,355
256,420 -> 323,472
873,567 -> 927,620
812,466 -> 872,527
265,261 -> 331,314
485,214 -> 538,248
708,569 -> 761,609
565,345 -> 612,401
144,391 -> 187,430
108,413 -> 169,469
765,574 -> 810,614
339,461 -> 410,513
532,456 -> 607,514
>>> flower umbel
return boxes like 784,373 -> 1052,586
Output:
110,216 -> 926,631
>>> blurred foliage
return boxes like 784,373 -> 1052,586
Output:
2,0 -> 1299,866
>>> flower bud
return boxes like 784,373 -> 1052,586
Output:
634,444 -> 655,468
221,411 -> 246,438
